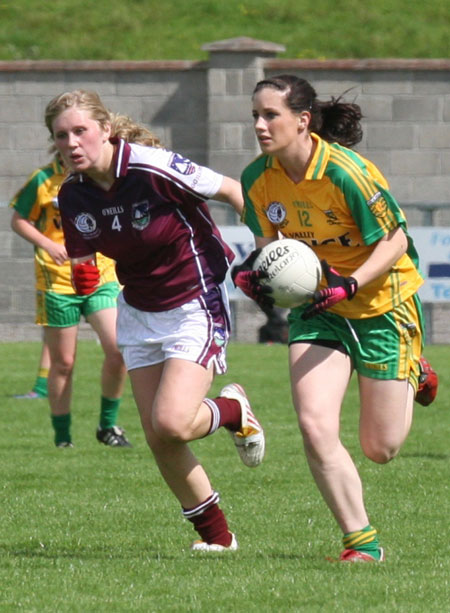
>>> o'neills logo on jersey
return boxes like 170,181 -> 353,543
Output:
366,191 -> 388,218
169,153 -> 196,175
266,201 -> 287,224
131,200 -> 150,230
74,212 -> 100,238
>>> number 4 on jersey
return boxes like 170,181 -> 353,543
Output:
112,215 -> 122,231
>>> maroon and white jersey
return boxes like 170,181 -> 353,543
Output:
59,139 -> 235,311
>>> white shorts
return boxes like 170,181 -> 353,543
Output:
116,285 -> 230,373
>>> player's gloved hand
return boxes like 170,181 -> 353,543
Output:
301,260 -> 358,320
231,249 -> 275,311
71,259 -> 100,296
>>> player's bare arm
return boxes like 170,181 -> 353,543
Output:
10,210 -> 68,265
213,176 -> 244,216
71,254 -> 97,265
351,226 -> 408,289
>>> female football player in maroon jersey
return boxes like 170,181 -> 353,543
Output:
44,90 -> 265,552
233,74 -> 438,562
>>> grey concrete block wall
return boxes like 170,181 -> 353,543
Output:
264,64 -> 450,208
0,40 -> 449,343
0,62 -> 208,200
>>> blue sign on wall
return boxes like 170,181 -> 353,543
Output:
409,228 -> 450,303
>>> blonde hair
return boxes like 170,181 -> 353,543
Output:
45,89 -> 163,147
110,112 -> 162,147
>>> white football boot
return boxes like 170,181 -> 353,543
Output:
191,533 -> 238,552
220,383 -> 265,467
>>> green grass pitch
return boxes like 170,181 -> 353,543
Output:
0,341 -> 448,611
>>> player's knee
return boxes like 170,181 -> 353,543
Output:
52,355 -> 75,377
299,423 -> 321,450
297,414 -> 334,459
361,439 -> 399,464
152,415 -> 190,443
104,350 -> 125,376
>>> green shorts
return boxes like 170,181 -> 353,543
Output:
288,293 -> 424,389
36,282 -> 120,328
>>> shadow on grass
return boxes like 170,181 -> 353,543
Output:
0,544 -> 178,561
400,452 -> 449,460
0,544 -> 317,563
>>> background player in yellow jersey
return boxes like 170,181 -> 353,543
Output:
10,155 -> 130,447
232,74 -> 438,562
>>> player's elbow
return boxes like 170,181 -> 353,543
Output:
10,211 -> 22,233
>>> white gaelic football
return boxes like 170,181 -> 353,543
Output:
253,239 -> 322,309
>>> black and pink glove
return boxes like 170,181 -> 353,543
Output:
302,260 -> 358,320
231,249 -> 274,311
72,259 -> 100,296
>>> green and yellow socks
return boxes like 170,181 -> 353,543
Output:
343,524 -> 382,560
32,368 -> 49,398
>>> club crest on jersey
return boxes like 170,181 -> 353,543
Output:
266,201 -> 287,225
366,191 -> 388,218
74,212 -> 100,238
213,327 -> 226,347
169,153 -> 196,175
131,200 -> 150,230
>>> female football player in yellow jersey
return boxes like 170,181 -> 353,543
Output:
232,74 -> 438,562
10,155 -> 130,448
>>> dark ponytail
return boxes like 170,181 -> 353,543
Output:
316,96 -> 363,147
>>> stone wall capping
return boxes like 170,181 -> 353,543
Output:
202,37 -> 285,54
1,58 -> 447,75
0,60 -> 206,72
266,58 -> 450,71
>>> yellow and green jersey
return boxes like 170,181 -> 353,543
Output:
9,158 -> 116,294
241,133 -> 424,319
